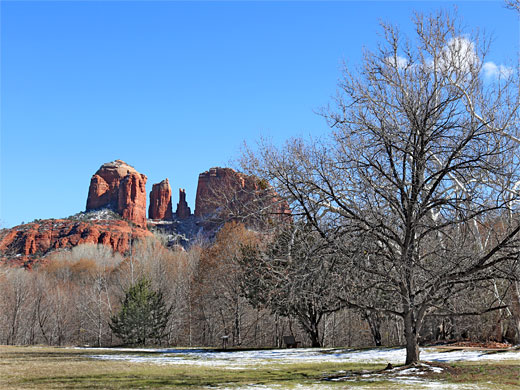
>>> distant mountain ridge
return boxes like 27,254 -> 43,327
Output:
0,160 -> 289,266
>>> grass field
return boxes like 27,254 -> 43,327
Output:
0,346 -> 518,389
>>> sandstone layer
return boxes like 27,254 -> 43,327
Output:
0,219 -> 152,268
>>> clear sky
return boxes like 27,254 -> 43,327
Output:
1,0 -> 518,228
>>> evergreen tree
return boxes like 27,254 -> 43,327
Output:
110,279 -> 171,346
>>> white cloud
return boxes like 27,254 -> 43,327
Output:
385,55 -> 408,69
384,37 -> 513,81
440,37 -> 478,73
482,61 -> 514,79
437,37 -> 513,80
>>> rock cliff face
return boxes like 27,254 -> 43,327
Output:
176,189 -> 191,219
0,219 -> 152,268
195,168 -> 240,217
86,160 -> 147,227
194,167 -> 290,221
149,179 -> 173,221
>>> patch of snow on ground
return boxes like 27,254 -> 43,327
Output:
217,385 -> 479,390
430,366 -> 444,373
83,346 -> 518,389
83,346 -> 520,366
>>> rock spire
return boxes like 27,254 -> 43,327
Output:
149,179 -> 174,221
176,188 -> 191,219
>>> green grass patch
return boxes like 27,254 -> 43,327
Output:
0,346 -> 384,389
438,361 -> 520,389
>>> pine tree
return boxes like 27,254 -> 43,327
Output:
110,279 -> 171,346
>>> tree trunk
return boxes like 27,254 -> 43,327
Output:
308,318 -> 322,347
310,330 -> 321,347
511,281 -> 520,344
301,313 -> 322,347
404,311 -> 420,364
362,310 -> 382,346
234,299 -> 241,346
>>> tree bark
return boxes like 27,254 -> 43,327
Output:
404,310 -> 420,364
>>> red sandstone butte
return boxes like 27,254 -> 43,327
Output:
149,179 -> 173,221
194,167 -> 290,219
86,160 -> 147,227
0,219 -> 152,267
195,168 -> 240,217
176,188 -> 191,219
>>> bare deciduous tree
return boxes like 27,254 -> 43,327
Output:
243,10 -> 520,364
0,268 -> 32,345
240,223 -> 346,347
192,222 -> 260,347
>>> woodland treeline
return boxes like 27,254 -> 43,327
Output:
0,222 -> 517,349
0,227 -> 382,348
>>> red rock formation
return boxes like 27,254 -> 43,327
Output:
176,188 -> 191,219
194,167 -> 290,221
149,179 -> 173,221
86,160 -> 147,227
117,171 -> 147,227
0,219 -> 152,268
195,168 -> 239,217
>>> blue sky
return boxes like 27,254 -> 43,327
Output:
1,1 -> 518,228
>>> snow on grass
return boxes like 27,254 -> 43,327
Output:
213,383 -> 480,390
81,348 -> 520,390
83,346 -> 520,368
213,382 -> 480,390
327,362 -> 484,390
82,346 -> 518,389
